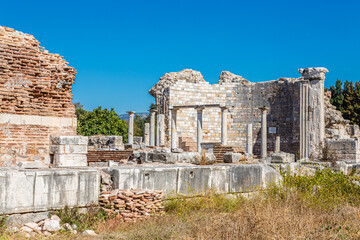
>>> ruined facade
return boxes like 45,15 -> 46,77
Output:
0,26 -> 77,166
150,68 -> 360,162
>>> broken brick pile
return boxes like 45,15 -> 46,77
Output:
99,189 -> 165,222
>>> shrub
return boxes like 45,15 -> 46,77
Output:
51,205 -> 108,232
266,168 -> 360,209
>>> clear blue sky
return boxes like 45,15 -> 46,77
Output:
1,0 -> 359,114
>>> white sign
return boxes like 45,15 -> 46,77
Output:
269,127 -> 276,134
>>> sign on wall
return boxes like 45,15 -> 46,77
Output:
269,127 -> 276,134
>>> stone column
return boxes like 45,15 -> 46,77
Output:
275,135 -> 280,153
246,123 -> 253,155
156,114 -> 160,146
259,107 -> 268,158
196,106 -> 205,152
299,67 -> 328,158
170,108 -> 178,149
220,106 -> 228,145
158,114 -> 165,146
149,109 -> 156,146
127,111 -> 135,145
144,123 -> 150,146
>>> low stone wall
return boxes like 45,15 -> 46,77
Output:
103,164 -> 279,195
0,168 -> 99,215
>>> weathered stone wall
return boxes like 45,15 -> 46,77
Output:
0,168 -> 99,214
104,164 -> 279,195
150,69 -> 301,155
0,26 -> 77,166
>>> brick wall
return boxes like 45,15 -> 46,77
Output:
0,26 -> 77,166
87,150 -> 133,163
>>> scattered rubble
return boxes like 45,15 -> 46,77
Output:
11,214 -> 80,237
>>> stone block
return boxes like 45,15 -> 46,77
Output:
229,164 -> 262,192
193,152 -> 217,165
17,160 -> 49,169
209,166 -> 229,193
50,145 -> 87,154
133,136 -> 143,144
176,152 -> 201,163
53,154 -> 87,167
88,135 -> 124,150
223,152 -> 242,163
51,136 -> 88,145
270,152 -> 295,163
178,166 -> 212,194
141,167 -> 178,195
147,152 -> 177,164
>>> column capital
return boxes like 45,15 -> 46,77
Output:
127,111 -> 135,115
149,109 -> 157,113
299,67 -> 329,81
220,104 -> 228,110
195,106 -> 205,112
169,106 -> 180,111
259,106 -> 269,112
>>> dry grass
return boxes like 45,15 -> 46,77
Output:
93,193 -> 360,239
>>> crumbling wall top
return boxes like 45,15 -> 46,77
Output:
149,69 -> 205,97
218,71 -> 249,84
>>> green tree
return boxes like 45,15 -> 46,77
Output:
134,114 -> 145,137
134,103 -> 156,137
75,105 -> 128,142
329,79 -> 344,112
328,79 -> 360,127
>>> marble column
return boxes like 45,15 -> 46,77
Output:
170,108 -> 178,149
299,67 -> 328,159
246,123 -> 253,155
196,106 -> 205,152
220,106 -> 228,145
259,107 -> 268,158
149,109 -> 156,146
127,111 -> 135,145
144,123 -> 150,146
158,114 -> 165,146
275,135 -> 280,153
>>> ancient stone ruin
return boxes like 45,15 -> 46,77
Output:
0,26 -> 359,234
149,68 -> 360,164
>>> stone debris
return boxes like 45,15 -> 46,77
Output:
42,219 -> 60,232
82,229 -> 97,236
15,214 -> 76,237
17,160 -> 49,169
270,152 -> 295,163
223,152 -> 244,163
99,189 -> 165,222
88,135 -> 124,150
